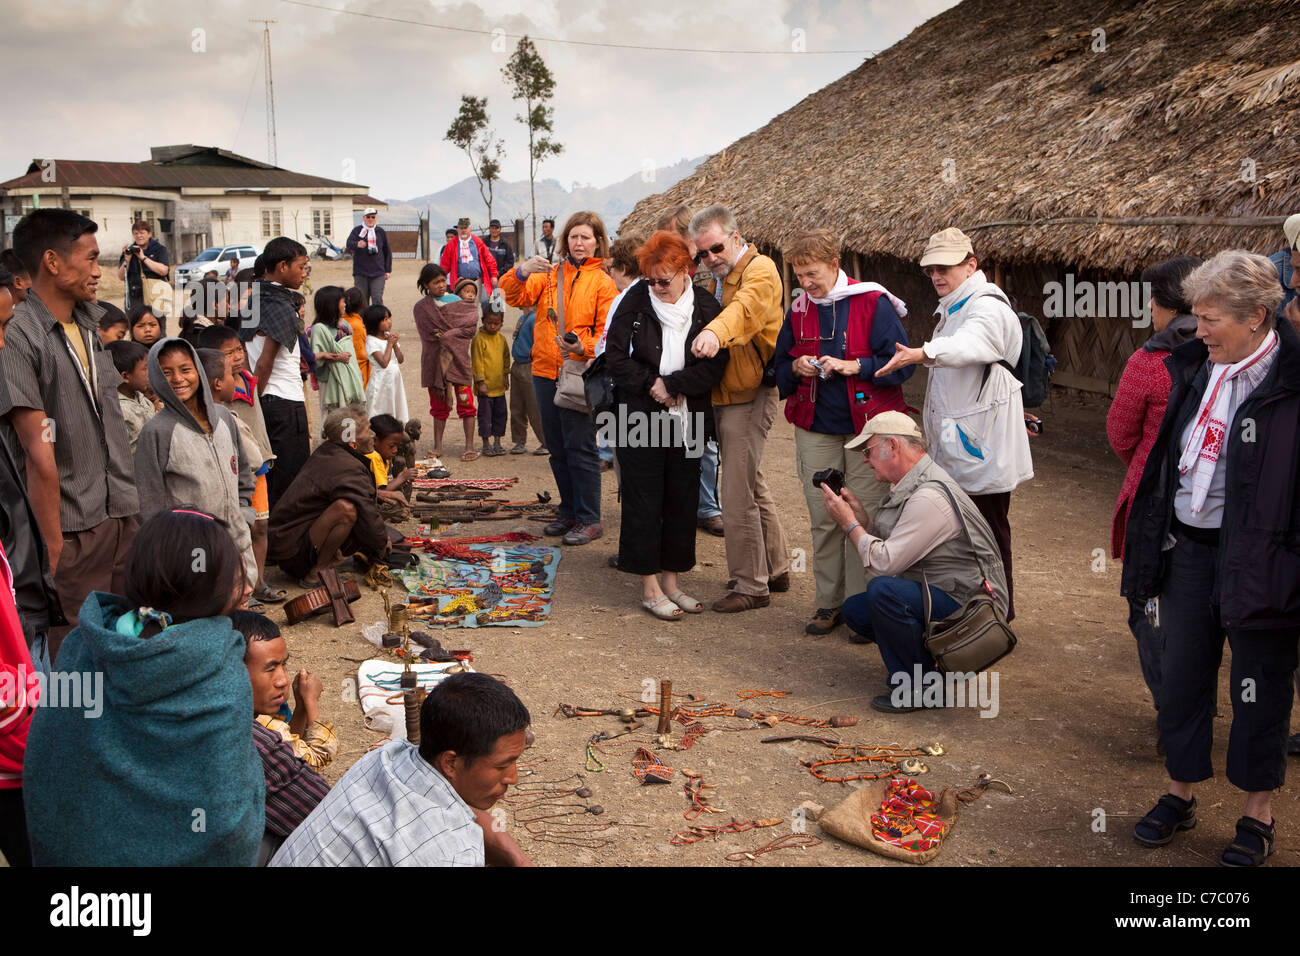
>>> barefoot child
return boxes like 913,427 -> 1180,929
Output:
367,414 -> 414,522
133,339 -> 258,598
199,325 -> 282,608
344,286 -> 370,388
472,302 -> 511,456
309,286 -> 365,414
364,304 -> 409,421
414,265 -> 480,462
108,339 -> 158,454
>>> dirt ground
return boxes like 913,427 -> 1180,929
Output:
108,258 -> 1299,868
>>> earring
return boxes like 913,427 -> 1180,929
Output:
1251,327 -> 1258,333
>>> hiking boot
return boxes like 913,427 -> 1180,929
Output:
543,518 -> 578,537
711,591 -> 770,613
697,515 -> 724,536
510,443 -> 527,455
805,607 -> 842,635
562,523 -> 603,546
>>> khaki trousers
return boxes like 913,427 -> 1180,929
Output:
714,390 -> 789,596
509,360 -> 544,446
795,428 -> 885,610
50,514 -> 138,661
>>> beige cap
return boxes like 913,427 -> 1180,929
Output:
363,207 -> 378,216
919,227 -> 974,267
1284,213 -> 1300,251
845,411 -> 923,449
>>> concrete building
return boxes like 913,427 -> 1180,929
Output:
0,144 -> 385,263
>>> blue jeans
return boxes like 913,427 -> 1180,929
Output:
697,439 -> 720,518
533,376 -> 601,525
842,577 -> 960,683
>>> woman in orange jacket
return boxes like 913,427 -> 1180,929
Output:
500,211 -> 617,545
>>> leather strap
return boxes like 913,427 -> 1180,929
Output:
555,263 -> 566,337
919,480 -> 996,637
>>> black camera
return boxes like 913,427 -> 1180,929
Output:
563,331 -> 579,345
811,467 -> 845,495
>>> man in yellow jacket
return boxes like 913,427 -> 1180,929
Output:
690,205 -> 790,612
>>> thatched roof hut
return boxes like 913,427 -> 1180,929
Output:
620,0 -> 1300,395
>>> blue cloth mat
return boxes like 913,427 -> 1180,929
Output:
396,543 -> 560,627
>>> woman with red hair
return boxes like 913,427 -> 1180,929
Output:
604,231 -> 730,620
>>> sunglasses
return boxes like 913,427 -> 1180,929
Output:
693,241 -> 727,263
644,271 -> 682,289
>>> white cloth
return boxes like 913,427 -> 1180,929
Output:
920,270 -> 1032,495
649,282 -> 694,376
365,333 -> 410,421
793,269 -> 908,318
459,237 -> 473,263
1176,329 -> 1278,516
269,739 -> 483,867
245,332 -> 304,403
359,225 -> 378,255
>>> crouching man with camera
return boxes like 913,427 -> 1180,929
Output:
822,412 -> 1009,714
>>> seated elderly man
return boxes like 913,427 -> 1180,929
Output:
270,672 -> 534,867
232,610 -> 331,865
268,403 -> 390,588
821,411 -> 1008,714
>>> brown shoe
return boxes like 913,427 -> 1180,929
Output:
711,591 -> 771,613
769,572 -> 790,593
805,607 -> 842,635
697,515 -> 725,536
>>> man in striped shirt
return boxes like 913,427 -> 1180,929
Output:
270,672 -> 533,867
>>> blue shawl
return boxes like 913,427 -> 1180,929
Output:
24,592 -> 263,865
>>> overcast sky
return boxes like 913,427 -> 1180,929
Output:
2,0 -> 958,201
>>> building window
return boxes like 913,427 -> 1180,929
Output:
130,208 -> 157,230
311,207 -> 332,237
74,208 -> 93,220
261,208 -> 282,239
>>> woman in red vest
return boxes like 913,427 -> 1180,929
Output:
773,230 -> 914,636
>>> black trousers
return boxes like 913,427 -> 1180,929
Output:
0,787 -> 31,866
1158,530 -> 1299,791
616,440 -> 700,576
1128,594 -> 1163,712
260,394 -> 310,510
971,491 -> 1014,621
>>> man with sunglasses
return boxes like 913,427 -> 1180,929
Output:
689,205 -> 790,613
874,227 -> 1032,620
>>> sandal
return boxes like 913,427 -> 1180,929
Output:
642,596 -> 683,621
246,599 -> 266,613
253,584 -> 288,604
1220,816 -> 1275,867
461,450 -> 480,462
667,590 -> 704,614
1133,793 -> 1197,847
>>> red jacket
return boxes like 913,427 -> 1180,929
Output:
439,234 -> 498,297
1106,347 -> 1173,558
783,285 -> 908,433
0,542 -> 36,790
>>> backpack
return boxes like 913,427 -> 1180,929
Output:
976,292 -> 1056,408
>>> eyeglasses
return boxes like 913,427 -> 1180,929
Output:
644,271 -> 683,289
693,242 -> 726,263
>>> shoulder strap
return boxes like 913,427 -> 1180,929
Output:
555,264 -> 566,336
919,479 -> 994,589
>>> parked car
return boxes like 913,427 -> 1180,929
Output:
173,244 -> 260,283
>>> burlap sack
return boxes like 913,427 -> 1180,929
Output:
818,779 -> 959,865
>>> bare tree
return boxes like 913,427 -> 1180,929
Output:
502,36 -> 562,246
445,95 -> 504,223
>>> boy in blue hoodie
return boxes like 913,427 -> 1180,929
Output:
133,338 -> 257,599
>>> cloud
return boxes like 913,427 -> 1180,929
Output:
0,0 -> 958,200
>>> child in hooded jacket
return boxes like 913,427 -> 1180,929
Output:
132,338 -> 257,597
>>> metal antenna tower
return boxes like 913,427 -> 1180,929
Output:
251,19 -> 278,165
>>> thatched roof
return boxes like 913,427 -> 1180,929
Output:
620,0 -> 1300,273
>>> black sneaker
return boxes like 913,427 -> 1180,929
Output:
871,693 -> 925,714
543,518 -> 577,536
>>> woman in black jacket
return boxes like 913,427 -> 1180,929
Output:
1121,250 -> 1299,866
605,231 -> 729,621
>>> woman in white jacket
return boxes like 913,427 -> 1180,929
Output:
874,227 -> 1032,620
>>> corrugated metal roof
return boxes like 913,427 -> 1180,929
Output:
0,145 -> 367,192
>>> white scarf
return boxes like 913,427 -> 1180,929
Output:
792,270 -> 908,318
459,237 -> 473,263
649,282 -> 695,441
359,225 -> 378,254
1177,329 -> 1278,515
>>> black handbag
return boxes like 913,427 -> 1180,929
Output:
582,352 -> 616,421
920,483 -> 1017,674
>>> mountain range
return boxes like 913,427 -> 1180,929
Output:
375,156 -> 706,236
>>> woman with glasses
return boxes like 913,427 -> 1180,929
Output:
604,231 -> 729,620
773,230 -> 914,636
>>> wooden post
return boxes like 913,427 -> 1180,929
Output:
656,679 -> 673,734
